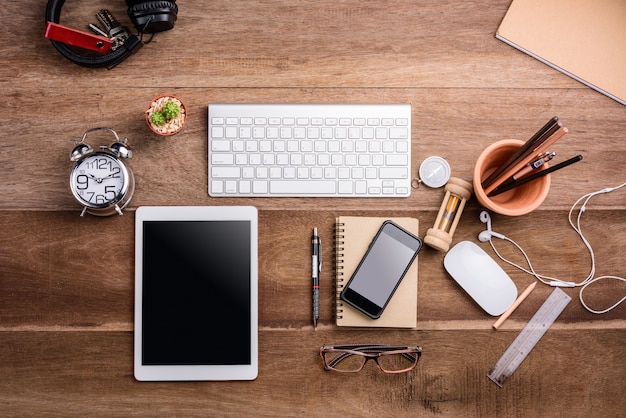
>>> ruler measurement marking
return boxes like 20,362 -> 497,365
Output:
488,287 -> 571,387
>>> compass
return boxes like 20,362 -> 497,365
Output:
414,156 -> 451,188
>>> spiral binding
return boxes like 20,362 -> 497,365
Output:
334,221 -> 345,319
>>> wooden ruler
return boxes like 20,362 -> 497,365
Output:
488,287 -> 571,387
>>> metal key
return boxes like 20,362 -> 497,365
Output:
88,23 -> 109,39
95,9 -> 129,50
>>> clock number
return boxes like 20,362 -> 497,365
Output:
76,174 -> 89,190
95,194 -> 106,204
105,185 -> 117,201
98,158 -> 109,170
110,166 -> 121,178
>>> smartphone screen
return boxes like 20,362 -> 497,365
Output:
340,221 -> 422,319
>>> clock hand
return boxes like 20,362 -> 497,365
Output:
87,173 -> 104,183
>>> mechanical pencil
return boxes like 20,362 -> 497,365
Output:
312,227 -> 321,330
488,155 -> 583,197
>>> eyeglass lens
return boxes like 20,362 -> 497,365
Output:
323,350 -> 417,373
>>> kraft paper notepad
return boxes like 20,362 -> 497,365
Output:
335,216 -> 419,328
496,0 -> 626,106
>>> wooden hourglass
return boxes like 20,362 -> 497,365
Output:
424,177 -> 473,252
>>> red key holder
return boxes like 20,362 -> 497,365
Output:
45,22 -> 113,54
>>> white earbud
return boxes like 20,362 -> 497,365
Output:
478,211 -> 505,242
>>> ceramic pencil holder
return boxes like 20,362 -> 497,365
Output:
473,139 -> 551,216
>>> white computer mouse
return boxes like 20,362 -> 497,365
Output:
443,241 -> 517,316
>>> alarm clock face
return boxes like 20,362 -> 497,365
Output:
70,152 -> 129,207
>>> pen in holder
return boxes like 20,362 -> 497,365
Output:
424,177 -> 473,252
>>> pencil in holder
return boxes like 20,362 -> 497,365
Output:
424,177 -> 473,252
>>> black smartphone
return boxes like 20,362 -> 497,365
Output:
340,220 -> 423,319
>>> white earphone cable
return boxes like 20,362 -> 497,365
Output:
483,181 -> 626,314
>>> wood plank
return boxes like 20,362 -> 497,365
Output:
2,87 -> 625,210
3,1 -> 582,89
0,330 -> 623,416
2,210 -> 624,329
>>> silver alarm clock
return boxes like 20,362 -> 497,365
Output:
69,127 -> 135,217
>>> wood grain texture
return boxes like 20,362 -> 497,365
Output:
1,0 -> 625,416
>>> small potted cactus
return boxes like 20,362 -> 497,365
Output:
145,95 -> 187,136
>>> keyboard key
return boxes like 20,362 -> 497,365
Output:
225,181 -> 237,193
294,127 -> 306,139
239,127 -> 251,138
267,127 -> 279,139
211,180 -> 223,193
396,141 -> 409,153
242,167 -> 254,178
211,140 -> 230,151
212,154 -> 234,165
338,181 -> 353,194
311,167 -> 323,178
211,126 -> 224,138
233,141 -> 244,152
235,154 -> 248,165
386,154 -> 409,166
225,127 -> 237,138
284,167 -> 296,178
240,180 -> 251,193
379,167 -> 408,178
297,167 -> 309,178
270,180 -> 336,194
253,180 -> 268,193
389,127 -> 408,139
212,167 -> 240,178
270,167 -> 282,178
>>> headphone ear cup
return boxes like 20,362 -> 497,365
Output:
128,0 -> 178,33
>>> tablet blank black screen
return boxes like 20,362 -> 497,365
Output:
142,220 -> 251,365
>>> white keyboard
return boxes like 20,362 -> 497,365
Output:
208,103 -> 411,197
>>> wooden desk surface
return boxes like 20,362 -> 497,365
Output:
2,1 -> 625,416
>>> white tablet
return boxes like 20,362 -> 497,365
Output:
134,206 -> 258,381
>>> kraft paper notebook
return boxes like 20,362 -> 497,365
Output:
496,0 -> 626,106
335,216 -> 419,328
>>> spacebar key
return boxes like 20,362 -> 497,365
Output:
269,180 -> 336,194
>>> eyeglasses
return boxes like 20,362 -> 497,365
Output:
320,344 -> 422,373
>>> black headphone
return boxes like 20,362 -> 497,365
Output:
45,0 -> 178,69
